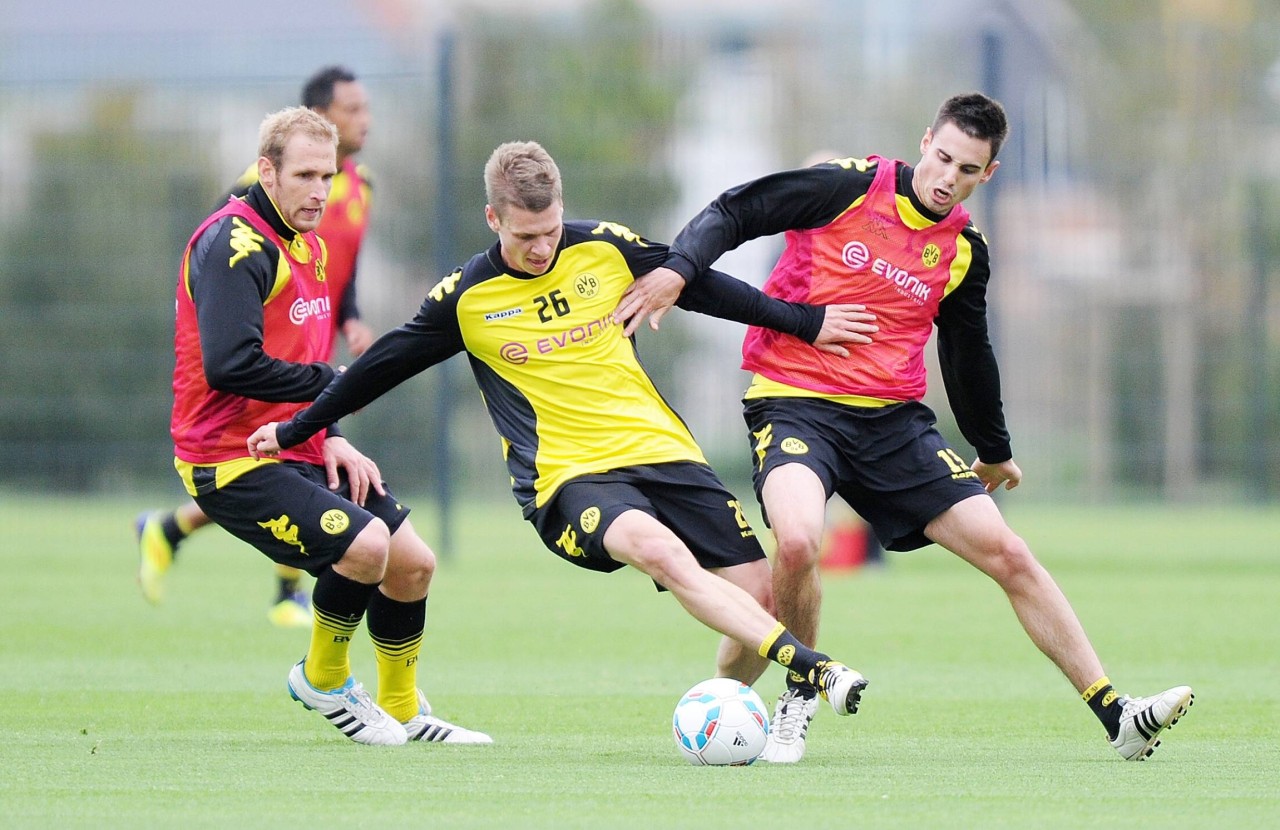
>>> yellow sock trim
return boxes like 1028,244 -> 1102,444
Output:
174,511 -> 198,536
757,622 -> 786,659
1081,675 -> 1111,702
304,608 -> 360,691
372,634 -> 423,722
274,564 -> 304,582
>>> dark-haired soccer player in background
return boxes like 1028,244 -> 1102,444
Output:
137,66 -> 377,627
616,92 -> 1192,763
246,140 -> 879,730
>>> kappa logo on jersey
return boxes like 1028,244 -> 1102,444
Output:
484,307 -> 524,322
289,295 -> 332,325
574,273 -> 600,299
258,514 -> 306,554
228,217 -> 264,267
590,221 -> 647,246
841,240 -> 932,304
427,269 -> 463,302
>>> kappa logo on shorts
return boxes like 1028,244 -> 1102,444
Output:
258,514 -> 306,555
752,424 -> 774,471
557,524 -> 586,558
319,509 -> 350,535
781,437 -> 809,455
580,506 -> 601,534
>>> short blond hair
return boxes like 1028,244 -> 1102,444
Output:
484,141 -> 562,216
257,106 -> 338,171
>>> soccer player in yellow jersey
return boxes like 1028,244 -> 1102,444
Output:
247,141 -> 879,725
619,93 -> 1192,763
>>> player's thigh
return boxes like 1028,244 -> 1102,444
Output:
759,462 -> 829,553
195,461 -> 377,576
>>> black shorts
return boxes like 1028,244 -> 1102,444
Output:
194,461 -> 410,576
743,397 -> 988,552
529,461 -> 767,576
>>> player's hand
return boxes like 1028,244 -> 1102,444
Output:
322,436 -> 385,506
614,267 -> 687,336
813,303 -> 878,357
343,320 -> 375,357
972,458 -> 1022,493
247,422 -> 282,460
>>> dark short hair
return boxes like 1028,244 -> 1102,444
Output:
933,93 -> 1009,162
301,66 -> 358,110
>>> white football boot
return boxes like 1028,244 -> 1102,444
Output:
759,688 -> 820,763
287,660 -> 407,746
1110,685 -> 1193,760
812,661 -> 869,716
403,689 -> 493,744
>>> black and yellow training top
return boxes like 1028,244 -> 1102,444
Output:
276,219 -> 827,514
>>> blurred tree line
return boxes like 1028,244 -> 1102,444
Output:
0,0 -> 687,493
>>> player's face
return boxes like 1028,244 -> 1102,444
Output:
318,80 -> 371,158
911,121 -> 998,214
486,201 -> 564,275
258,132 -> 337,232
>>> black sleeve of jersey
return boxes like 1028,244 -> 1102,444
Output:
336,264 -> 361,325
675,268 -> 823,343
664,162 -> 877,281
277,279 -> 466,448
935,232 -> 1012,462
188,219 -> 336,402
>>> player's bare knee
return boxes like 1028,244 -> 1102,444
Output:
631,539 -> 694,590
985,534 -> 1038,587
338,518 -> 391,583
772,527 -> 822,572
384,531 -> 436,597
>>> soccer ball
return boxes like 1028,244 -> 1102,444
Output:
671,677 -> 770,766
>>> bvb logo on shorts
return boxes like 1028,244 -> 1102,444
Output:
922,243 -> 942,268
780,437 -> 809,455
319,509 -> 350,535
580,506 -> 601,534
777,644 -> 796,667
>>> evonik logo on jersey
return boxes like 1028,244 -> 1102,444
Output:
289,295 -> 332,325
841,240 -> 931,304
498,313 -> 615,364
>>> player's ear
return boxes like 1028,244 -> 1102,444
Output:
980,159 -> 1000,184
919,127 -> 933,156
257,156 -> 275,189
484,204 -> 501,233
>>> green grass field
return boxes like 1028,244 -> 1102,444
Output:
3,493 -> 1277,828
